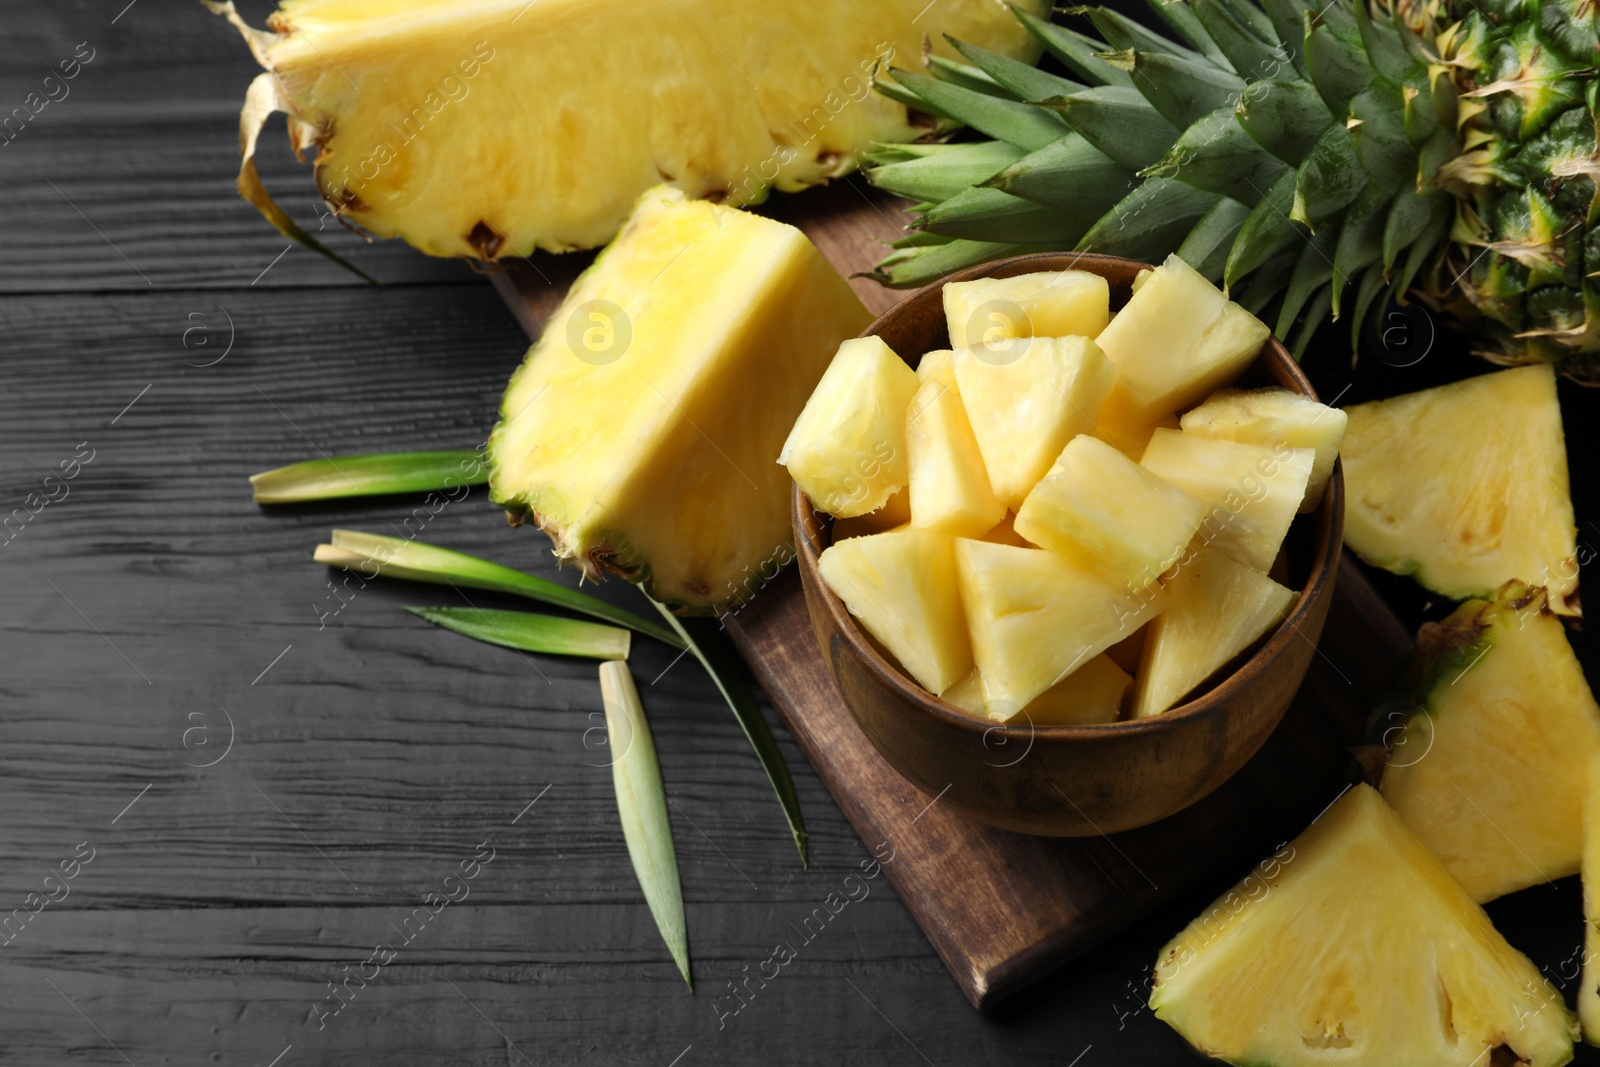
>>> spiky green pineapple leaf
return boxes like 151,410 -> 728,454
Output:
917,186 -> 1087,244
1010,6 -> 1131,87
1088,7 -> 1209,67
1276,221 -> 1341,336
1077,177 -> 1219,261
1190,0 -> 1291,80
1304,16 -> 1373,115
927,54 -> 1008,97
1178,196 -> 1255,281
1225,169 -> 1301,286
865,237 -> 1046,288
982,135 -> 1132,215
886,67 -> 1069,150
1294,123 -> 1366,224
249,449 -> 486,504
1332,183 -> 1391,314
1039,85 -> 1181,169
1142,0 -> 1235,70
1145,105 -> 1290,203
406,606 -> 630,660
867,141 -> 1026,202
1114,49 -> 1246,129
947,37 -> 1085,101
1235,77 -> 1334,163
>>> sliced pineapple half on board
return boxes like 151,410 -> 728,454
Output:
1180,387 -> 1347,513
1381,582 -> 1600,902
941,270 -> 1110,348
781,336 -> 919,518
1582,751 -> 1600,1045
1342,364 -> 1579,616
1131,549 -> 1295,719
1151,784 -> 1577,1067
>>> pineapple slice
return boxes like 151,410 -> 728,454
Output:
954,538 -> 1166,714
952,336 -> 1116,508
780,336 -> 919,518
817,528 -> 971,695
906,379 -> 1005,537
941,656 -> 1128,725
830,489 -> 910,541
941,270 -> 1110,347
1381,582 -> 1600,902
1130,548 -> 1295,717
1151,784 -> 1577,1067
1180,387 -> 1347,512
1342,364 -> 1579,616
1139,429 -> 1314,574
1093,254 -> 1270,422
1014,435 -> 1208,591
489,186 -> 870,612
1582,751 -> 1600,1044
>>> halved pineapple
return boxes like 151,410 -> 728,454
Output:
1180,387 -> 1347,513
1014,434 -> 1207,591
1582,751 -> 1600,1044
941,655 -> 1128,725
1130,548 -> 1295,718
1151,784 -> 1577,1067
780,336 -> 919,517
1092,254 -> 1269,422
489,186 -> 870,612
817,528 -> 970,695
1139,429 -> 1314,574
954,538 -> 1166,714
1381,582 -> 1600,902
941,270 -> 1110,348
952,336 -> 1116,508
906,379 -> 1005,537
1342,364 -> 1579,616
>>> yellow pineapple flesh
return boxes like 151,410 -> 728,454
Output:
489,186 -> 870,612
1151,784 -> 1577,1067
1381,582 -> 1600,902
941,269 -> 1110,348
1582,751 -> 1600,1045
941,655 -> 1128,725
1342,364 -> 1579,616
829,489 -> 910,542
781,336 -> 919,517
1180,387 -> 1347,513
906,379 -> 1005,538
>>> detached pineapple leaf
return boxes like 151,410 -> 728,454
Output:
315,530 -> 684,649
250,450 -> 485,504
599,660 -> 690,988
650,602 -> 809,867
406,607 -> 629,660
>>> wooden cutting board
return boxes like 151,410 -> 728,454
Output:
489,178 -> 1414,1009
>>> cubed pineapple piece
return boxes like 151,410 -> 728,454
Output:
1140,429 -> 1314,573
817,528 -> 971,695
907,379 -> 1005,537
1130,548 -> 1295,717
1581,751 -> 1600,1044
780,336 -> 919,517
952,336 -> 1116,508
1180,387 -> 1347,513
941,656 -> 1129,724
916,348 -> 956,388
1094,254 -> 1269,422
830,489 -> 910,541
1015,435 -> 1208,590
1093,386 -> 1180,460
954,538 -> 1166,714
942,270 -> 1111,347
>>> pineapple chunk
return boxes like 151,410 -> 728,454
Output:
954,538 -> 1166,714
1094,254 -> 1269,422
780,336 -> 919,517
1015,435 -> 1208,591
830,489 -> 910,541
952,336 -> 1116,508
916,348 -> 956,388
817,528 -> 971,695
1130,548 -> 1295,717
981,512 -> 1034,548
1342,364 -> 1579,616
1582,751 -> 1600,1044
941,270 -> 1110,347
941,656 -> 1128,724
906,380 -> 1005,537
1092,386 -> 1180,459
1151,784 -> 1577,1067
1139,429 -> 1314,574
1381,583 -> 1600,902
1180,387 -> 1347,513
489,186 -> 871,612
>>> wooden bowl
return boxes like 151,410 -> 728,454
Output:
793,252 -> 1344,837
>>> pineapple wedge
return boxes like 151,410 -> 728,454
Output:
1381,582 -> 1600,902
1151,784 -> 1577,1067
1015,435 -> 1207,591
941,270 -> 1110,347
916,348 -> 956,387
830,490 -> 910,541
952,336 -> 1116,508
941,655 -> 1128,724
1130,548 -> 1295,717
1342,364 -> 1579,616
781,336 -> 919,518
1180,387 -> 1347,512
817,528 -> 970,695
980,512 -> 1034,548
1092,387 -> 1180,460
489,186 -> 870,612
1582,751 -> 1600,1044
906,379 -> 1005,537
954,538 -> 1166,714
1140,429 -> 1314,574
1093,254 -> 1270,422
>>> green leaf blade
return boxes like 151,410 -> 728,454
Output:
250,450 -> 485,504
406,606 -> 629,660
885,67 -> 1070,150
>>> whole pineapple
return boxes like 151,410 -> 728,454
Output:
868,0 -> 1600,376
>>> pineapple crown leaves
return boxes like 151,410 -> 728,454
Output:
868,0 -> 1600,370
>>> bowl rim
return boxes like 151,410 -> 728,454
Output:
792,250 -> 1345,741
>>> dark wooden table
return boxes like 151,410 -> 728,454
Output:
2,2 -> 1595,1064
